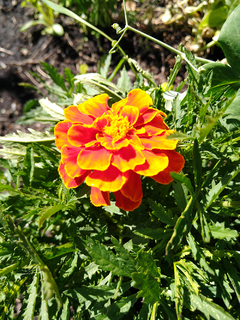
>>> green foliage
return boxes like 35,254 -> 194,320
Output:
1,2 -> 240,319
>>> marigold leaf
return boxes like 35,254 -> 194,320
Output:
209,222 -> 239,240
38,203 -> 65,228
132,249 -> 161,305
41,62 -> 67,92
166,196 -> 194,254
189,292 -> 235,320
0,129 -> 55,145
205,164 -> 240,209
60,298 -> 70,320
100,54 -> 112,79
134,228 -> 172,240
223,259 -> 240,303
148,199 -> 176,226
117,67 -> 132,93
74,73 -> 124,100
85,237 -> 132,278
39,98 -> 65,120
22,272 -> 39,320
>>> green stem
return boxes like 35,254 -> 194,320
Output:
108,57 -> 126,81
113,276 -> 123,300
150,302 -> 159,320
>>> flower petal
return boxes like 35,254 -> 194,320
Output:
64,105 -> 94,124
90,187 -> 110,207
85,165 -> 128,192
151,150 -> 185,184
59,162 -> 88,188
61,145 -> 85,178
120,171 -> 143,202
139,113 -> 169,135
112,145 -> 145,172
68,124 -> 98,147
134,108 -> 159,127
112,89 -> 152,115
77,94 -> 110,118
77,146 -> 112,171
140,132 -> 178,150
114,190 -> 142,211
119,105 -> 139,126
126,89 -> 153,113
134,150 -> 169,176
96,133 -> 130,150
54,121 -> 72,150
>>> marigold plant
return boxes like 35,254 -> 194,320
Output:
54,89 -> 185,211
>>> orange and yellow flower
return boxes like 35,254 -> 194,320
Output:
54,89 -> 185,211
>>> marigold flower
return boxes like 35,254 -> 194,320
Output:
54,89 -> 185,211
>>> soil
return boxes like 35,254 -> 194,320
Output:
0,0 -> 225,137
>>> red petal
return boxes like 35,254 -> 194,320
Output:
114,190 -> 142,211
134,150 -> 169,176
64,105 -> 94,124
85,165 -> 128,192
61,145 -> 85,178
112,89 -> 152,115
78,94 -> 110,118
134,108 -> 159,127
139,113 -> 169,135
54,121 -> 72,150
77,146 -> 112,171
126,89 -> 153,113
68,125 -> 98,147
96,133 -> 130,150
151,150 -> 185,184
120,171 -> 143,202
59,162 -> 88,188
90,187 -> 110,207
140,132 -> 178,150
112,145 -> 145,172
119,105 -> 139,126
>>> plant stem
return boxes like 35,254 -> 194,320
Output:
150,302 -> 159,320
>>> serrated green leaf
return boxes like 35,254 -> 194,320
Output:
132,249 -> 161,305
100,54 -> 112,79
117,67 -> 132,93
0,129 -> 55,145
167,55 -> 182,90
74,73 -> 124,100
189,292 -> 235,320
223,259 -> 240,303
95,294 -> 137,320
64,285 -> 119,303
170,172 -> 195,197
39,296 -> 49,320
64,68 -> 75,90
166,196 -> 194,254
39,98 -> 65,120
23,272 -> 39,320
38,204 -> 65,228
85,237 -> 132,277
209,222 -> 239,240
193,139 -> 202,193
0,262 -> 20,276
148,199 -> 175,226
41,62 -> 67,92
60,298 -> 70,320
111,237 -> 136,273
134,228 -> 172,240
206,164 -> 240,209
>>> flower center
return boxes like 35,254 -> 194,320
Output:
103,114 -> 130,140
